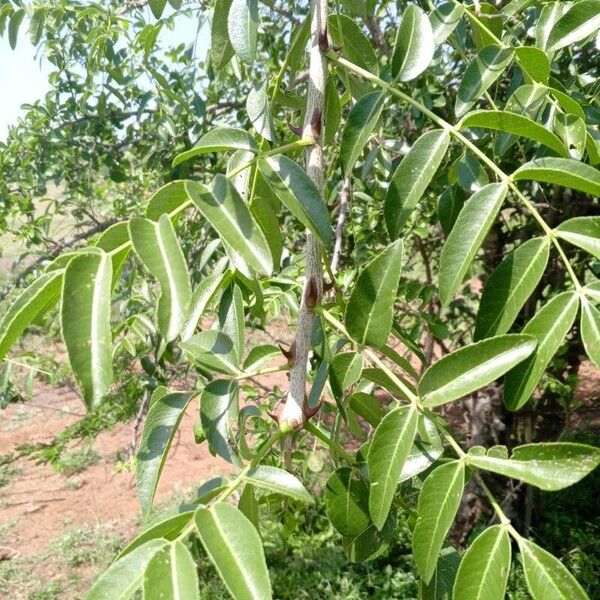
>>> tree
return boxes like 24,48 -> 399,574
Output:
1,0 -> 600,598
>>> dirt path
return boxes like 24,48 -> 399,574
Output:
0,381 -> 229,557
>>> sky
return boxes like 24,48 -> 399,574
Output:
0,6 -> 208,142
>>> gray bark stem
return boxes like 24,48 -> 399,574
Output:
280,0 -> 327,428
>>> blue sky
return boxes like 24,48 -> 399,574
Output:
0,7 -> 208,142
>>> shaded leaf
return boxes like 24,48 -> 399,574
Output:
186,178 -> 273,275
129,215 -> 191,342
325,467 -> 371,536
199,379 -> 241,465
547,0 -> 600,51
330,352 -> 363,399
581,298 -> 600,369
181,330 -> 240,375
455,45 -> 515,118
246,81 -> 274,141
211,0 -> 234,70
258,155 -> 332,246
137,391 -> 193,518
430,1 -> 465,46
181,272 -> 229,341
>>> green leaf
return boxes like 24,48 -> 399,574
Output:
29,9 -> 46,45
242,344 -> 279,372
362,367 -> 415,402
257,155 -> 332,246
439,182 -> 508,305
412,460 -> 465,584
391,4 -> 434,82
330,351 -> 363,399
0,271 -> 62,361
348,392 -> 385,427
242,465 -> 313,504
420,334 -> 537,408
421,546 -> 461,600
219,283 -> 245,363
468,3 -> 502,50
146,181 -> 189,220
518,538 -> 588,600
345,239 -> 404,347
554,112 -> 586,160
227,0 -> 258,64
199,379 -> 241,465
496,84 -> 548,156
328,14 -> 379,76
438,186 -> 465,235
172,128 -> 257,167
129,215 -> 191,342
136,391 -> 193,518
475,237 -> 551,340
458,110 -> 567,157
536,2 -> 568,50
455,45 -> 515,118
181,272 -> 228,341
144,540 -> 200,600
340,91 -> 385,177
246,81 -> 275,141
430,1 -> 465,46
515,46 -> 550,84
85,539 -> 168,600
186,178 -> 273,275
324,77 -> 341,145
385,129 -> 451,238
8,8 -> 25,50
343,512 -> 397,564
94,221 -> 131,284
401,416 -> 444,482
503,291 -> 579,411
181,330 -> 240,375
368,404 -> 419,530
453,525 -> 511,600
325,467 -> 371,536
211,0 -> 234,70
195,503 -> 272,600
555,217 -> 600,259
117,511 -> 194,559
512,157 -> 600,197
547,0 -> 600,51
581,298 -> 600,369
238,484 -> 260,531
62,252 -> 113,409
467,442 -> 600,491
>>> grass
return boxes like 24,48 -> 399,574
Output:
54,446 -> 101,476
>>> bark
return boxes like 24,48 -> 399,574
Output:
280,0 -> 327,428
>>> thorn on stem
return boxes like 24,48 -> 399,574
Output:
279,342 -> 296,366
303,396 -> 322,421
310,108 -> 322,140
287,121 -> 303,137
305,276 -> 319,310
318,25 -> 329,53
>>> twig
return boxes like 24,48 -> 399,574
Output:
331,176 -> 352,273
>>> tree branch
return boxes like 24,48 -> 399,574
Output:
331,176 -> 351,273
280,0 -> 327,429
